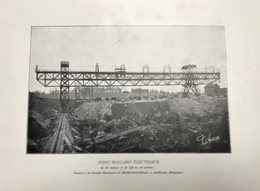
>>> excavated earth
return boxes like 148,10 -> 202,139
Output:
27,94 -> 230,153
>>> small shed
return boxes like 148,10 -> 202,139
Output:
204,84 -> 220,96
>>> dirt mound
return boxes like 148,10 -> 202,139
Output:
168,98 -> 215,116
29,93 -> 61,118
74,101 -> 112,120
69,96 -> 230,153
193,96 -> 228,109
111,98 -> 216,118
74,97 -> 220,120
112,101 -> 170,117
28,111 -> 49,140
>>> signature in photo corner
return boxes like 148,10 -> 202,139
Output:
196,133 -> 221,145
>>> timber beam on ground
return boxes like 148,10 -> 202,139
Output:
93,125 -> 152,144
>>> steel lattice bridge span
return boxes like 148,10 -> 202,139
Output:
36,61 -> 220,111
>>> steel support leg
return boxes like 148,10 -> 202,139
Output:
60,62 -> 70,112
182,72 -> 199,98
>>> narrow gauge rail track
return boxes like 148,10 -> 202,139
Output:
42,113 -> 74,153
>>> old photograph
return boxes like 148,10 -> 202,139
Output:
27,26 -> 231,153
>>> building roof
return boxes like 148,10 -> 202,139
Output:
205,84 -> 220,88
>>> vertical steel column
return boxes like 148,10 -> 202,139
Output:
60,61 -> 70,112
182,72 -> 199,98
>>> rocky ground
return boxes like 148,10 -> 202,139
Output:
27,93 -> 231,153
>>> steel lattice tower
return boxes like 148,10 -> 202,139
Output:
60,61 -> 70,112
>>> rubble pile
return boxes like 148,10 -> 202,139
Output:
29,93 -> 61,118
28,92 -> 230,153
27,94 -> 60,153
194,96 -> 228,111
27,111 -> 48,146
68,96 -> 230,153
168,98 -> 216,116
27,111 -> 58,153
112,101 -> 170,117
74,101 -> 112,120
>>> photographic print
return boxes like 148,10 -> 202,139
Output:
27,26 -> 231,153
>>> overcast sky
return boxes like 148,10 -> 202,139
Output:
29,26 -> 228,93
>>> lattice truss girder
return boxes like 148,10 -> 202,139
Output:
36,72 -> 220,87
